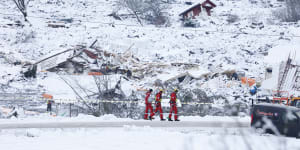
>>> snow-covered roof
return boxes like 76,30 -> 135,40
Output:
37,49 -> 74,71
264,44 -> 300,64
262,44 -> 300,91
201,0 -> 216,7
179,3 -> 201,16
199,0 -> 207,4
179,0 -> 216,16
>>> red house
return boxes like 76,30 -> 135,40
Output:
179,0 -> 216,20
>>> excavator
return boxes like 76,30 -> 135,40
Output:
289,97 -> 300,108
271,91 -> 300,108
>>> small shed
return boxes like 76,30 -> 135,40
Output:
179,0 -> 216,20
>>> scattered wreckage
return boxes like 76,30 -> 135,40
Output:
22,42 -> 136,78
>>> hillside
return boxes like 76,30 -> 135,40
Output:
0,0 -> 300,116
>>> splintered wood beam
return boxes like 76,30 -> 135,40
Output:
89,39 -> 98,48
34,49 -> 75,65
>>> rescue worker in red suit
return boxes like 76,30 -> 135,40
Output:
168,89 -> 180,121
154,89 -> 166,121
144,89 -> 154,120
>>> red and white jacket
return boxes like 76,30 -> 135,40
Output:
170,92 -> 177,104
145,91 -> 151,104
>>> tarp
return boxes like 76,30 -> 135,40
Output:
88,72 -> 103,76
42,94 -> 53,99
241,77 -> 256,87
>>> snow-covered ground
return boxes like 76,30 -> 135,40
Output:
1,0 -> 300,148
0,115 -> 297,150
0,125 -> 299,150
1,0 -> 299,101
0,114 -> 250,123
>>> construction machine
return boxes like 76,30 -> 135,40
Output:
289,97 -> 300,108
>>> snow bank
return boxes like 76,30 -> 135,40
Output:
0,113 -> 250,124
180,115 -> 250,122
0,114 -> 133,123
38,73 -> 124,100
37,73 -> 78,99
0,124 -> 299,150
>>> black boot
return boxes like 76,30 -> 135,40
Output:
168,118 -> 173,121
175,119 -> 180,121
161,118 -> 166,121
149,116 -> 154,121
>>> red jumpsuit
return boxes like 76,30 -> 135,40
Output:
154,92 -> 164,119
144,91 -> 154,119
168,92 -> 178,120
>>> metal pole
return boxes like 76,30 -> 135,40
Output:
56,103 -> 58,116
76,103 -> 79,117
98,100 -> 101,114
70,103 -> 72,118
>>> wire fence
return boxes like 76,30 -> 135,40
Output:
1,100 -> 248,118
0,97 -> 213,105
0,93 -> 249,118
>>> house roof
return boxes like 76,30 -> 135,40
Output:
179,0 -> 216,16
37,49 -> 74,71
199,0 -> 207,3
179,3 -> 201,16
202,0 -> 216,7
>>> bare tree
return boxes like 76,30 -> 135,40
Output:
59,76 -> 96,112
59,75 -> 127,117
117,0 -> 145,26
116,0 -> 168,26
12,0 -> 30,22
285,0 -> 300,22
273,0 -> 300,22
144,0 -> 168,25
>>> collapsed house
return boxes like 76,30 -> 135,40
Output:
36,46 -> 93,74
23,45 -> 138,78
